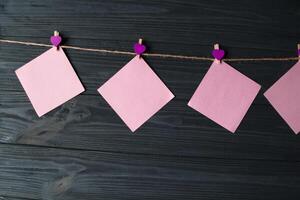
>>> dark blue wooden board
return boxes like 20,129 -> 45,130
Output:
0,0 -> 300,199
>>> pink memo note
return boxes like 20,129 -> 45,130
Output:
98,56 -> 174,132
188,60 -> 261,133
15,47 -> 85,117
264,61 -> 300,134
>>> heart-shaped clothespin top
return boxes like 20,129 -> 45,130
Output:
212,49 -> 225,60
212,44 -> 225,63
134,38 -> 146,55
50,31 -> 62,47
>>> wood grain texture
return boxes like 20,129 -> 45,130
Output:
0,0 -> 300,199
0,144 -> 300,200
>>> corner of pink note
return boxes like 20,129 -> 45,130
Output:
98,56 -> 174,132
15,47 -> 85,117
188,61 -> 261,133
264,61 -> 300,134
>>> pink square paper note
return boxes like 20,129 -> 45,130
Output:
98,56 -> 174,132
188,61 -> 261,133
15,47 -> 85,117
264,61 -> 300,134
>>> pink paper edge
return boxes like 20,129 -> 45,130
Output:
264,91 -> 299,134
187,61 -> 261,133
97,57 -> 175,132
263,61 -> 300,134
15,47 -> 85,117
99,87 -> 174,132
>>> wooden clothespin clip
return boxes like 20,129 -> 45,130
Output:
138,38 -> 143,58
134,38 -> 146,58
138,38 -> 143,45
50,30 -> 62,50
54,30 -> 59,36
212,43 -> 225,64
214,44 -> 220,64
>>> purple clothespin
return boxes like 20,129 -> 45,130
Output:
50,30 -> 62,49
212,43 -> 225,63
134,38 -> 146,58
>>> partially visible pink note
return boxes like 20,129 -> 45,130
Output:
188,60 -> 261,133
15,47 -> 85,117
98,56 -> 174,132
264,61 -> 300,134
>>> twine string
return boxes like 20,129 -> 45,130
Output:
0,39 -> 298,62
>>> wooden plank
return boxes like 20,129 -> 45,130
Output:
0,143 -> 300,200
0,196 -> 35,200
0,0 -> 299,53
1,0 -> 300,199
1,93 -> 300,161
0,0 -> 300,160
